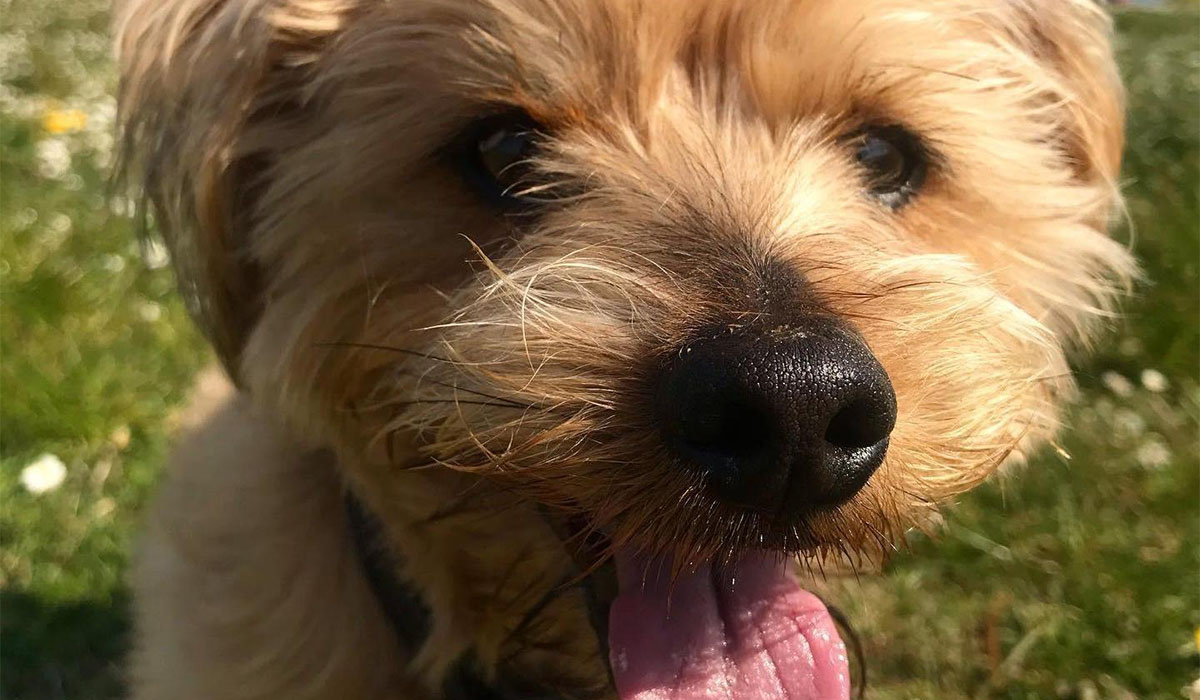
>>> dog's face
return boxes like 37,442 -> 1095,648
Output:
120,0 -> 1131,696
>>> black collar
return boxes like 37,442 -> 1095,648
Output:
344,491 -> 534,699
344,491 -> 609,699
343,491 -> 431,652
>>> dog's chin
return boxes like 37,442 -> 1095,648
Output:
557,517 -> 852,700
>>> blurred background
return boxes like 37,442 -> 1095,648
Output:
1,1 -> 1197,698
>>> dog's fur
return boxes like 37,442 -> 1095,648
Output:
116,0 -> 1132,697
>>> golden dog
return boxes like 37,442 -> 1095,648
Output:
116,0 -> 1131,697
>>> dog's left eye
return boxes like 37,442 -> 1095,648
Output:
852,125 -> 927,208
458,113 -> 547,207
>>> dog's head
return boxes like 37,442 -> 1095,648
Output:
119,0 -> 1131,696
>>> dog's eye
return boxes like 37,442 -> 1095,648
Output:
852,125 -> 927,208
458,113 -> 547,207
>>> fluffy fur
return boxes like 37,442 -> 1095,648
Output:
116,0 -> 1132,697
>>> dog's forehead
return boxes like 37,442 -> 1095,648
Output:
405,0 -> 1014,129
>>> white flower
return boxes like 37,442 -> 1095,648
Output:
1101,371 -> 1134,398
1140,369 -> 1168,394
141,239 -> 170,270
35,138 -> 72,180
137,301 -> 162,322
109,195 -> 135,217
1135,439 -> 1172,470
1112,408 -> 1147,438
86,97 -> 116,133
20,454 -> 67,494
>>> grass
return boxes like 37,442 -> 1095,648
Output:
1,3 -> 1196,699
1,1 -> 207,696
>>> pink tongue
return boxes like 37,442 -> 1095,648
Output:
607,553 -> 850,700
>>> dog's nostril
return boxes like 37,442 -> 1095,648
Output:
824,395 -> 891,449
679,399 -> 771,460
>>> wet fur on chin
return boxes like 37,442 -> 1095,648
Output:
116,0 -> 1133,697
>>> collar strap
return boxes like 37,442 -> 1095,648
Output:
345,491 -> 599,699
344,490 -> 431,652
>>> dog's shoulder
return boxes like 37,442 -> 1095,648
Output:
129,366 -> 416,699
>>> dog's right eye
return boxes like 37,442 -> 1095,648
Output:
851,125 -> 928,209
456,113 -> 547,208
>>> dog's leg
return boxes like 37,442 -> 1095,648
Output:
128,369 -> 422,699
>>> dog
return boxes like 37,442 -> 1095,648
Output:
115,0 -> 1132,697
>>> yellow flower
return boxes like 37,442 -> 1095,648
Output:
1195,627 -> 1200,654
42,108 -> 87,134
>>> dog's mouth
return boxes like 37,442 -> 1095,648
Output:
561,519 -> 851,700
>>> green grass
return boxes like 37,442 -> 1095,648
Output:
1,3 -> 1196,699
1,1 -> 208,696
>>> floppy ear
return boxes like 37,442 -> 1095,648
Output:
115,0 -> 356,378
992,0 -> 1135,346
1009,0 -> 1125,190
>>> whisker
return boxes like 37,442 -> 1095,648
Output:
314,341 -> 457,365
387,369 -> 531,409
389,399 -> 529,410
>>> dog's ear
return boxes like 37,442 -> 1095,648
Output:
1007,0 -> 1125,190
993,1 -> 1134,345
115,0 -> 355,379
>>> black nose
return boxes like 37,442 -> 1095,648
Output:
654,319 -> 896,517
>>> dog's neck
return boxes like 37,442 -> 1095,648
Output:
341,467 -> 613,696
